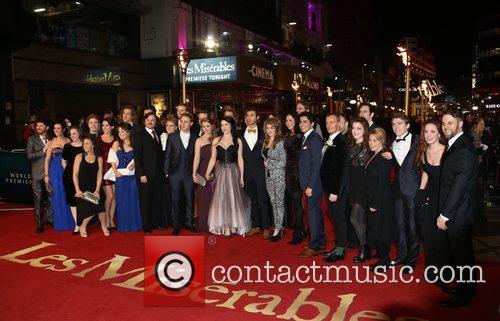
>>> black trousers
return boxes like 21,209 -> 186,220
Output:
169,172 -> 195,229
369,198 -> 394,262
245,174 -> 271,229
326,193 -> 348,247
394,193 -> 420,264
447,224 -> 477,299
32,179 -> 52,227
345,202 -> 358,244
138,175 -> 162,231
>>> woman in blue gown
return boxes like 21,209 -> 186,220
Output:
44,121 -> 74,231
110,123 -> 142,232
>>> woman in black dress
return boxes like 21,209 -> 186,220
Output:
73,136 -> 107,237
349,117 -> 371,262
284,113 -> 304,244
365,127 -> 394,270
415,119 -> 452,284
62,126 -> 84,234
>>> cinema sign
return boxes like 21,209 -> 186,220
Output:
186,56 -> 237,83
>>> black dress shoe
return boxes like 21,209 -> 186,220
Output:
144,229 -> 152,235
157,226 -> 166,231
36,226 -> 44,234
172,227 -> 181,236
390,257 -> 406,266
440,296 -> 471,308
270,230 -> 284,242
324,251 -> 345,263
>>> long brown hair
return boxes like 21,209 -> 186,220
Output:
349,117 -> 369,150
264,117 -> 284,148
415,119 -> 446,167
200,118 -> 216,143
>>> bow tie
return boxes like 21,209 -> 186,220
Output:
247,129 -> 256,134
395,132 -> 409,143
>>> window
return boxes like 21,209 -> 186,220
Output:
307,2 -> 322,34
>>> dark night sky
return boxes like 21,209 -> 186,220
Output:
378,1 -> 500,99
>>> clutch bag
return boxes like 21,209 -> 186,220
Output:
82,191 -> 99,205
195,173 -> 214,187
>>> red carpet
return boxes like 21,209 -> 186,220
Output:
0,203 -> 498,321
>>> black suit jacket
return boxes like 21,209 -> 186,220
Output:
163,130 -> 196,175
365,151 -> 393,210
391,133 -> 421,196
439,134 -> 479,226
238,127 -> 266,181
320,133 -> 349,196
133,127 -> 164,179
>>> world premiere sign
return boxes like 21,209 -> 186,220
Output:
186,56 -> 237,84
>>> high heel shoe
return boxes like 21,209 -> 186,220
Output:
270,230 -> 284,242
102,227 -> 110,236
79,230 -> 88,238
288,230 -> 306,245
353,246 -> 371,263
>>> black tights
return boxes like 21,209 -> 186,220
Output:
350,202 -> 367,246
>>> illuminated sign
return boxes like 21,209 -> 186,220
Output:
186,56 -> 237,83
85,70 -> 121,86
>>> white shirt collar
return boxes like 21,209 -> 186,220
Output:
397,131 -> 410,140
180,130 -> 190,136
368,121 -> 374,127
145,127 -> 154,134
303,128 -> 314,140
328,131 -> 341,142
447,131 -> 463,148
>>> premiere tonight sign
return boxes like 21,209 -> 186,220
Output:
186,56 -> 237,83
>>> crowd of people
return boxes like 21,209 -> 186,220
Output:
26,102 -> 496,308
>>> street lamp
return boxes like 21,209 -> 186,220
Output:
291,80 -> 300,104
176,48 -> 190,105
397,45 -> 411,115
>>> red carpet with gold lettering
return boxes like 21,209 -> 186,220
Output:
0,203 -> 498,321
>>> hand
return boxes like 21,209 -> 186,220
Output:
193,174 -> 199,184
264,160 -> 268,168
128,163 -> 135,170
437,216 -> 447,230
381,151 -> 392,160
140,176 -> 147,184
305,187 -> 313,197
93,191 -> 100,198
329,194 -> 338,202
115,171 -> 123,178
75,190 -> 83,198
240,177 -> 245,188
44,176 -> 49,184
369,207 -> 378,212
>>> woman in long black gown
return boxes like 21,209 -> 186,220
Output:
415,119 -> 452,285
73,137 -> 107,238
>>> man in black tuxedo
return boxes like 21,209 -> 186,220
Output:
297,112 -> 325,258
359,104 -> 379,130
438,109 -> 479,308
134,113 -> 167,234
239,107 -> 272,239
26,120 -> 52,233
164,113 -> 197,235
388,112 -> 420,271
321,114 -> 350,262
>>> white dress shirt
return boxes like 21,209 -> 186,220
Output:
392,132 -> 411,166
322,131 -> 340,157
302,128 -> 314,145
145,127 -> 157,142
244,127 -> 258,151
439,131 -> 464,222
180,131 -> 190,149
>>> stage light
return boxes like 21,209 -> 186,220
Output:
34,8 -> 46,12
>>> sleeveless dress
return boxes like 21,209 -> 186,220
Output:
207,144 -> 251,235
98,136 -> 115,186
196,143 -> 213,233
419,154 -> 452,269
75,154 -> 105,225
62,144 -> 84,207
50,147 -> 74,231
115,149 -> 143,232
